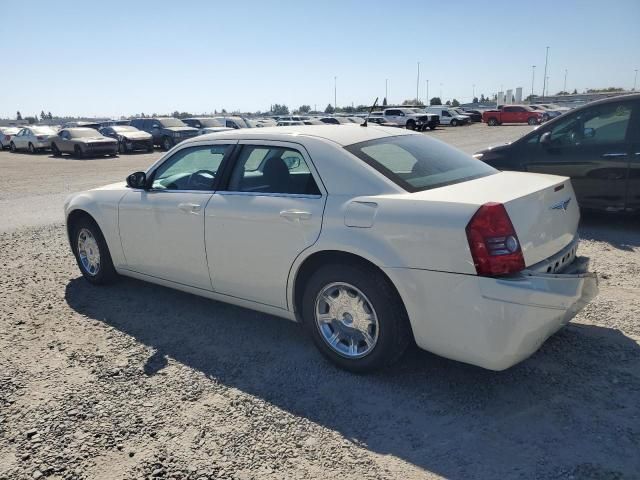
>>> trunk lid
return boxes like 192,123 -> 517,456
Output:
407,171 -> 579,267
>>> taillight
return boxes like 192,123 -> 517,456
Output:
465,202 -> 525,276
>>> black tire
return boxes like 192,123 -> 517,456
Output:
162,136 -> 174,151
528,117 -> 538,125
405,120 -> 416,131
147,142 -> 154,153
28,142 -> 36,154
52,143 -> 62,157
9,142 -> 17,153
74,145 -> 84,159
118,139 -> 128,154
301,262 -> 411,373
70,215 -> 118,285
429,125 -> 436,130
450,119 -> 458,127
487,117 -> 498,126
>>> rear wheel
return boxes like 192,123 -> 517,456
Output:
28,142 -> 36,153
52,143 -> 62,157
528,117 -> 538,125
71,216 -> 117,285
450,119 -> 458,127
74,145 -> 83,159
405,120 -> 416,131
487,117 -> 498,126
302,263 -> 411,373
162,136 -> 173,151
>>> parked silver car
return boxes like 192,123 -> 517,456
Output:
0,126 -> 20,149
10,126 -> 58,153
51,128 -> 118,158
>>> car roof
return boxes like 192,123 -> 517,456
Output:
189,124 -> 415,147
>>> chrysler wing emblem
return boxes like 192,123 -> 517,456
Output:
550,198 -> 571,211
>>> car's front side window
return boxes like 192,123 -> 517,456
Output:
151,145 -> 232,191
226,145 -> 320,195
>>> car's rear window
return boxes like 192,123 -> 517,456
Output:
344,134 -> 496,192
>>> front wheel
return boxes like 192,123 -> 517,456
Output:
9,142 -> 17,152
450,119 -> 458,127
52,143 -> 62,157
405,120 -> 416,131
74,145 -> 84,159
487,118 -> 498,126
118,139 -> 128,154
429,125 -> 436,130
71,216 -> 117,285
302,263 -> 411,373
162,136 -> 174,151
528,117 -> 538,125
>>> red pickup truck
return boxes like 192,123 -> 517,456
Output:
482,105 -> 545,126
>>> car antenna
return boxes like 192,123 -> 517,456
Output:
361,97 -> 379,127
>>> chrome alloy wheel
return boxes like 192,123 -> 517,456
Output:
77,228 -> 101,276
314,282 -> 379,358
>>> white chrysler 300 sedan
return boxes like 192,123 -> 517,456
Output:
64,125 -> 597,372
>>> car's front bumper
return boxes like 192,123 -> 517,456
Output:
383,256 -> 598,370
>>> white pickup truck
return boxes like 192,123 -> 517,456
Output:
382,108 -> 439,131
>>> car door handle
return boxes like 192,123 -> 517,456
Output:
178,202 -> 202,213
280,209 -> 312,221
601,153 -> 628,159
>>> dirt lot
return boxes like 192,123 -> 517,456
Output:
1,124 -> 639,480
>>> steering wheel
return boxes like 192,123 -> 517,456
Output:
188,169 -> 216,189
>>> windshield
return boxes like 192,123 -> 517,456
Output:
199,118 -> 223,127
70,129 -> 100,138
112,126 -> 137,132
158,118 -> 186,127
32,126 -> 57,134
344,134 -> 496,192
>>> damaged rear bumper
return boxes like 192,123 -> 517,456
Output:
383,256 -> 598,370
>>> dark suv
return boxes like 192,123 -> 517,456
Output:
129,118 -> 198,151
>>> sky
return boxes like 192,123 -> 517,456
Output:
1,0 -> 639,118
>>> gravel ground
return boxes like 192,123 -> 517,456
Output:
1,125 -> 639,480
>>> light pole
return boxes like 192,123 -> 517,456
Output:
334,76 -> 337,111
634,69 -> 638,91
531,65 -> 536,98
563,69 -> 568,93
542,46 -> 549,97
416,62 -> 420,104
425,80 -> 429,105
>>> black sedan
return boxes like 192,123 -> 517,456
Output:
473,93 -> 640,212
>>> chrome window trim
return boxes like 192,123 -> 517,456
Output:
215,191 -> 322,199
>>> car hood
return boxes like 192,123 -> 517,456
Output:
202,127 -> 233,133
76,137 -> 117,143
164,126 -> 198,132
91,181 -> 128,192
476,142 -> 512,154
120,131 -> 152,140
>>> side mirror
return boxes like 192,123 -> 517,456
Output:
126,171 -> 147,189
584,127 -> 595,138
539,131 -> 552,146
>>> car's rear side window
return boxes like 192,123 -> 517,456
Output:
344,134 -> 496,192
